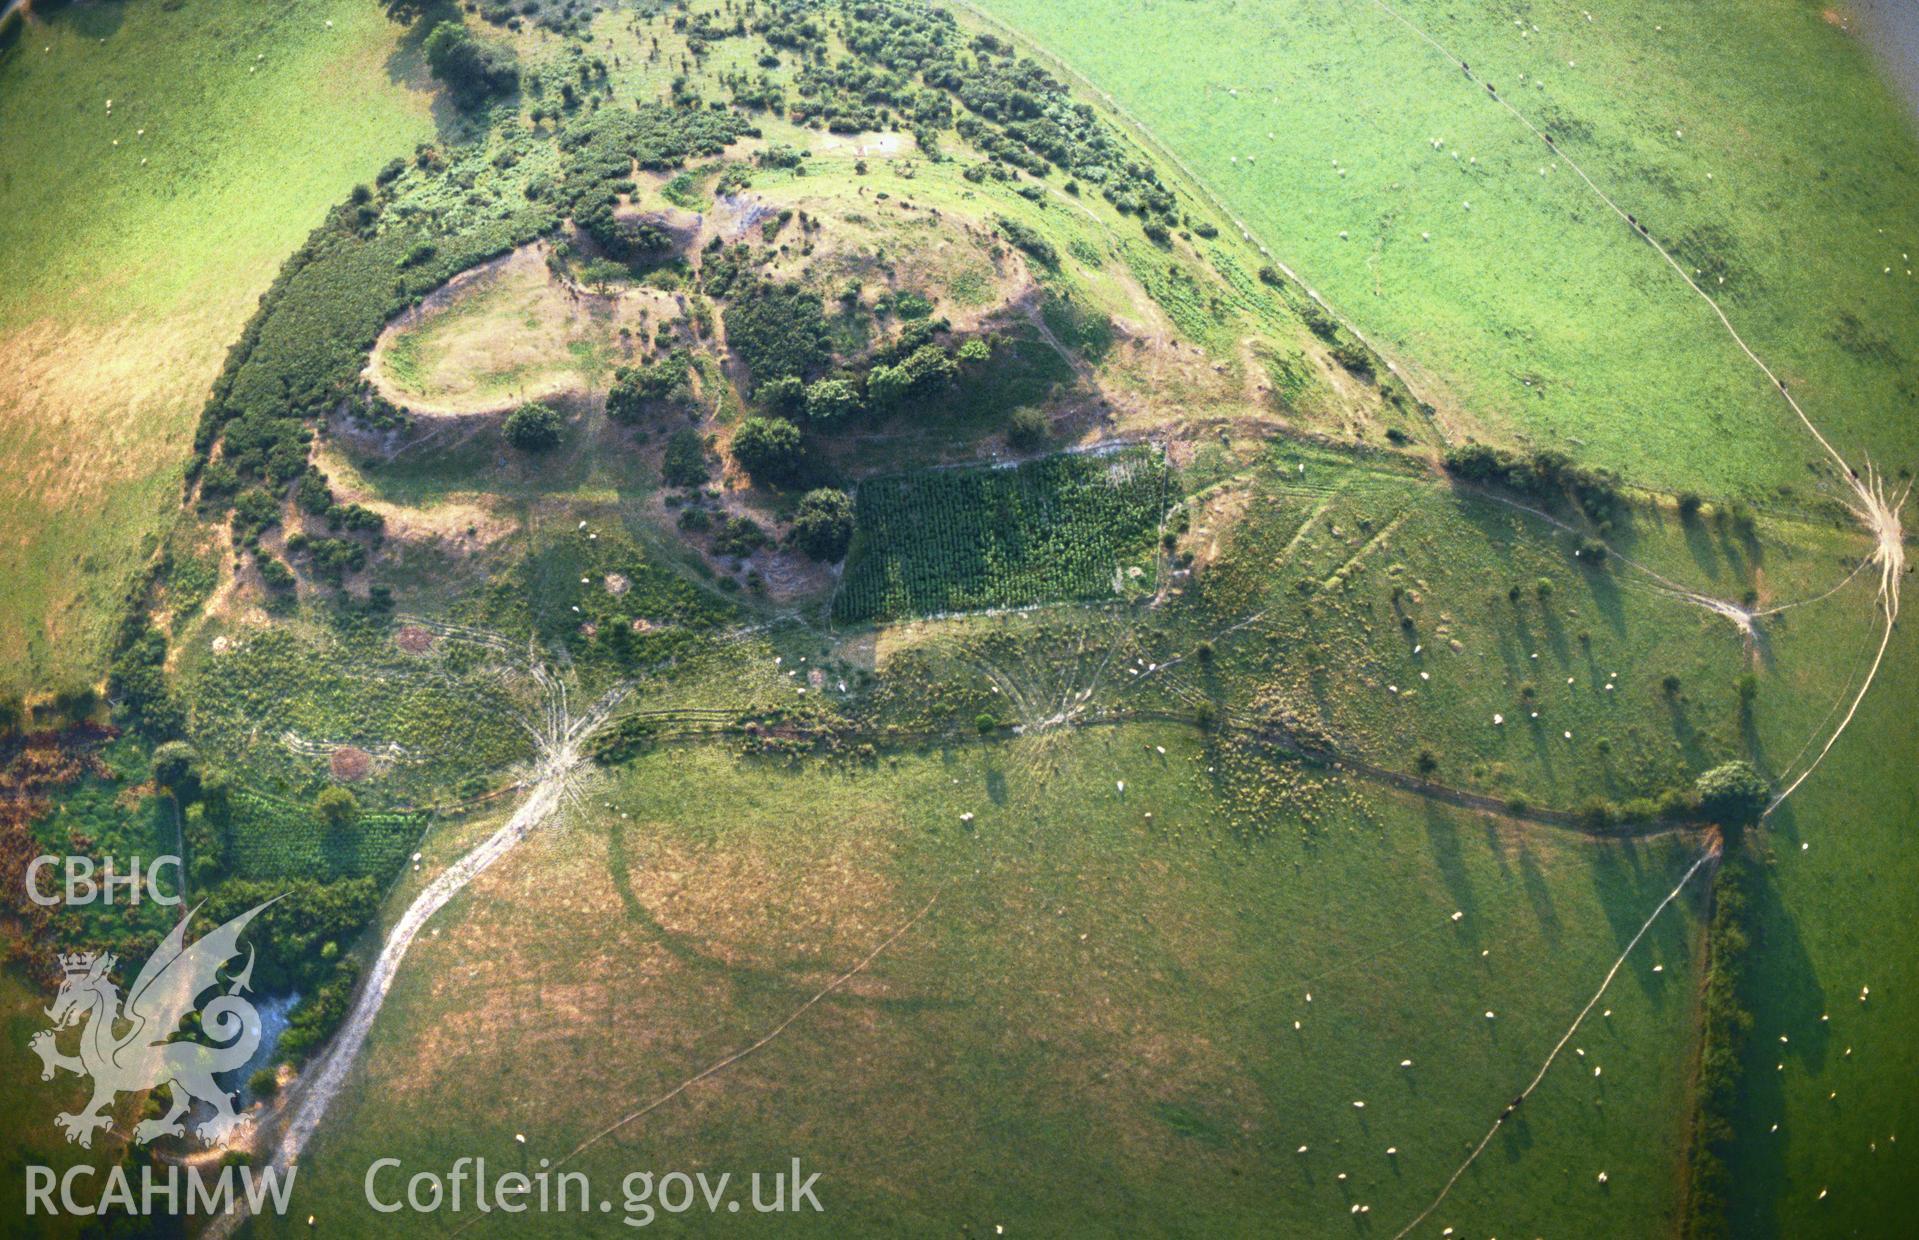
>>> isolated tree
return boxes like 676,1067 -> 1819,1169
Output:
789,488 -> 855,562
1006,407 -> 1048,450
424,21 -> 519,107
731,417 -> 803,485
660,428 -> 709,488
504,402 -> 562,452
1695,761 -> 1768,827
315,786 -> 360,833
151,741 -> 202,798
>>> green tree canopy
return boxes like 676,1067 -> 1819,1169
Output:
731,417 -> 804,485
504,402 -> 563,452
1695,761 -> 1769,827
804,378 -> 863,422
151,741 -> 202,797
661,427 -> 710,488
789,488 -> 855,562
424,21 -> 519,108
315,786 -> 361,833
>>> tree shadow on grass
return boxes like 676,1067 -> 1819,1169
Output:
1663,692 -> 1709,769
1587,834 -> 1658,952
1420,799 -> 1482,936
1683,513 -> 1726,583
1515,843 -> 1563,948
384,0 -> 481,144
36,0 -> 127,44
1588,837 -> 1702,1024
1725,855 -> 1830,1240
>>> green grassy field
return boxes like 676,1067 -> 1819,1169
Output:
0,0 -> 437,697
967,0 -> 1919,500
271,728 -> 1709,1236
1718,588 -> 1919,1238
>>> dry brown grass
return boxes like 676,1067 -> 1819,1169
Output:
0,310 -> 228,691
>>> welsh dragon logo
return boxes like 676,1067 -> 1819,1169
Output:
29,899 -> 279,1149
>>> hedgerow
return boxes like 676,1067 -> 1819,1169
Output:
1680,848 -> 1756,1240
1443,442 -> 1624,522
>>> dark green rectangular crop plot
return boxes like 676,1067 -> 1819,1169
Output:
834,446 -> 1168,623
223,791 -> 426,884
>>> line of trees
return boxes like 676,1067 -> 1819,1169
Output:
1443,442 -> 1623,524
1681,847 -> 1756,1239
